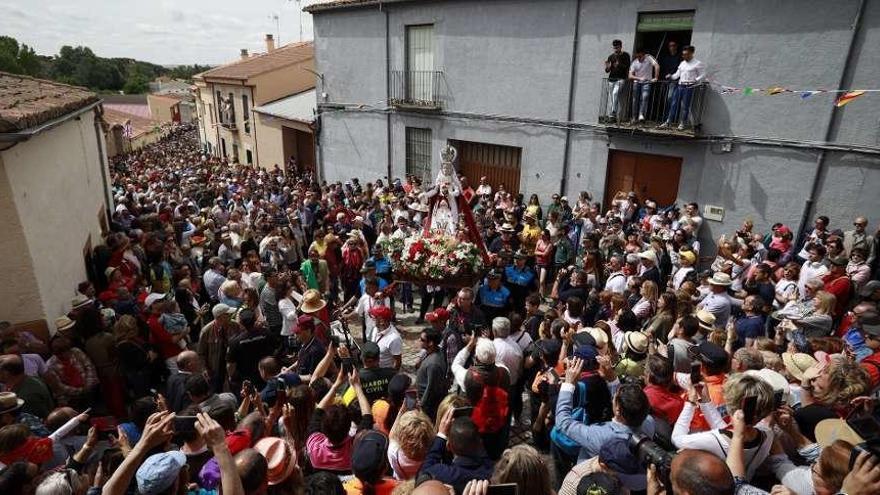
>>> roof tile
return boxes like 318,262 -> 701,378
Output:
0,71 -> 99,133
196,42 -> 314,81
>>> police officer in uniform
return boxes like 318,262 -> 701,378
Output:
477,269 -> 512,321
505,250 -> 537,311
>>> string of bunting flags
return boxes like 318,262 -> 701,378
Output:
710,81 -> 877,107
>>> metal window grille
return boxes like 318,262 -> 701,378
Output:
405,127 -> 432,182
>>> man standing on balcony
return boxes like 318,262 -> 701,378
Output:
604,39 -> 631,122
661,45 -> 706,130
629,47 -> 659,123
658,40 -> 682,80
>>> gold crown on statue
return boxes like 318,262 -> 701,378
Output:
440,144 -> 457,163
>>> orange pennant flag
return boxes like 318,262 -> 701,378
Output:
835,90 -> 866,107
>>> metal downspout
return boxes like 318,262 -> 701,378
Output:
560,0 -> 582,196
797,0 -> 866,242
384,2 -> 393,181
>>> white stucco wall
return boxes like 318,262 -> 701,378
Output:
0,109 -> 110,332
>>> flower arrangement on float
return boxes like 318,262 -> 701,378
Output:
378,230 -> 485,286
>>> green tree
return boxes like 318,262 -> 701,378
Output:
123,66 -> 149,94
0,36 -> 42,76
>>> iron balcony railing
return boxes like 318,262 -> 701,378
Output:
391,70 -> 443,109
598,78 -> 708,134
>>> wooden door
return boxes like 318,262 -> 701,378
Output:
295,129 -> 316,174
450,140 -> 522,195
604,150 -> 682,209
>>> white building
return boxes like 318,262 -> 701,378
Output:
0,72 -> 113,333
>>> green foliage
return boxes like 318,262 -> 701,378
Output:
0,35 -> 207,93
166,64 -> 213,82
0,35 -> 42,76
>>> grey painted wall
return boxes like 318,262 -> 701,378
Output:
311,0 -> 880,253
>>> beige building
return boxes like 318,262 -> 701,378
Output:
193,35 -> 316,167
0,72 -> 112,333
102,108 -> 168,158
147,93 -> 183,123
253,88 -> 316,173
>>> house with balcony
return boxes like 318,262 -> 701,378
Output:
193,36 -> 317,170
306,0 -> 880,253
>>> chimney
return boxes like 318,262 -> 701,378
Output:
265,34 -> 275,52
240,48 -> 249,60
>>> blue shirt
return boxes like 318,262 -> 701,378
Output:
734,315 -> 765,350
505,265 -> 536,287
369,256 -> 392,275
359,276 -> 389,295
844,327 -> 873,362
556,382 -> 655,463
478,284 -> 510,308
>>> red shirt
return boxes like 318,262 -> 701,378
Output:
861,351 -> 880,391
147,314 -> 182,360
644,384 -> 684,425
837,312 -> 856,338
823,273 -> 851,317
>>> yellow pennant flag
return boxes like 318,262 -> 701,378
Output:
767,87 -> 786,95
835,90 -> 866,107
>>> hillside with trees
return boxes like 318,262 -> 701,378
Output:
0,36 -> 211,94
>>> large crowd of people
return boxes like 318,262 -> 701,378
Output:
2,122 -> 880,495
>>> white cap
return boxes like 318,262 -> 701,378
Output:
144,293 -> 166,307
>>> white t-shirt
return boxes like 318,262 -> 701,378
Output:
605,271 -> 627,294
374,325 -> 403,369
630,54 -> 657,80
279,297 -> 298,336
493,337 -> 524,384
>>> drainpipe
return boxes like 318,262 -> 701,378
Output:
383,2 -> 393,181
250,86 -> 259,167
797,0 -> 865,243
559,0 -> 582,196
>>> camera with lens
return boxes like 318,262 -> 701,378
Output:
629,433 -> 674,490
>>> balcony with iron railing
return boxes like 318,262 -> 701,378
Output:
390,70 -> 443,110
598,78 -> 708,136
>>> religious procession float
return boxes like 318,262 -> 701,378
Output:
380,145 -> 489,287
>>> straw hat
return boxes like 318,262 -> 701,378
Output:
695,309 -> 717,332
499,223 -> 516,233
0,392 -> 25,415
638,250 -> 657,265
708,272 -> 733,286
781,352 -> 817,381
624,331 -> 649,355
299,289 -> 326,314
815,419 -> 864,448
71,294 -> 92,309
55,316 -> 76,331
586,327 -> 608,348
409,202 -> 429,213
254,437 -> 296,485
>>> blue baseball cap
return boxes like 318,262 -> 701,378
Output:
136,451 -> 187,495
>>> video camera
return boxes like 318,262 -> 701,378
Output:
629,432 -> 674,491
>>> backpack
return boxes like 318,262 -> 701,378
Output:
469,367 -> 509,434
549,381 -> 588,458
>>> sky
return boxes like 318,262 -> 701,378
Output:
0,0 -> 316,66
